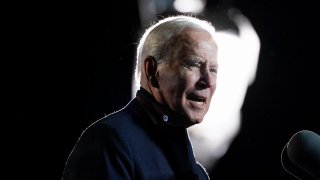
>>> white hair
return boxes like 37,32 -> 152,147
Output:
134,15 -> 216,88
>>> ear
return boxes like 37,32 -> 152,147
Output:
144,56 -> 159,88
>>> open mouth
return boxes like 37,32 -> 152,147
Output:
187,95 -> 206,106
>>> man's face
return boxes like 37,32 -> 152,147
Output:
156,29 -> 218,125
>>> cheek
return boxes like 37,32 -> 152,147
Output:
181,71 -> 200,87
209,80 -> 217,98
158,71 -> 180,93
159,68 -> 199,93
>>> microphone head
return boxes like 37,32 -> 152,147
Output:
281,130 -> 320,179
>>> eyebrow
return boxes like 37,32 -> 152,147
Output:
184,56 -> 202,63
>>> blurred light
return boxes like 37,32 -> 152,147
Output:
173,0 -> 206,14
188,12 -> 261,169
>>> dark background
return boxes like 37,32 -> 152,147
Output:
10,0 -> 319,179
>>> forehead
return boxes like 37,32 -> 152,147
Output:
173,29 -> 218,61
184,29 -> 217,47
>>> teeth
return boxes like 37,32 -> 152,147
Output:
194,101 -> 204,106
188,95 -> 206,106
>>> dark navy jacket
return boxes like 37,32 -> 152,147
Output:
62,88 -> 210,180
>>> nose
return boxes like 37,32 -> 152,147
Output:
197,67 -> 215,88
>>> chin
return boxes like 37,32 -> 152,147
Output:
182,107 -> 206,125
192,111 -> 207,123
188,114 -> 204,125
193,118 -> 204,124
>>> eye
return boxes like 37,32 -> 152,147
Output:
209,67 -> 218,73
183,59 -> 201,69
190,62 -> 201,68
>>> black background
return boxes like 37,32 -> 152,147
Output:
10,0 -> 319,179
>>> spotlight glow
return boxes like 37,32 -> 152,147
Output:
188,12 -> 261,169
173,0 -> 206,14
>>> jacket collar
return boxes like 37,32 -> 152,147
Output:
135,87 -> 193,128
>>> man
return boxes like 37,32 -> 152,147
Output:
62,15 -> 218,180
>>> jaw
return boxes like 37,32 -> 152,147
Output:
182,100 -> 209,124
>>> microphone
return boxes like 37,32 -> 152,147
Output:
281,130 -> 320,179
